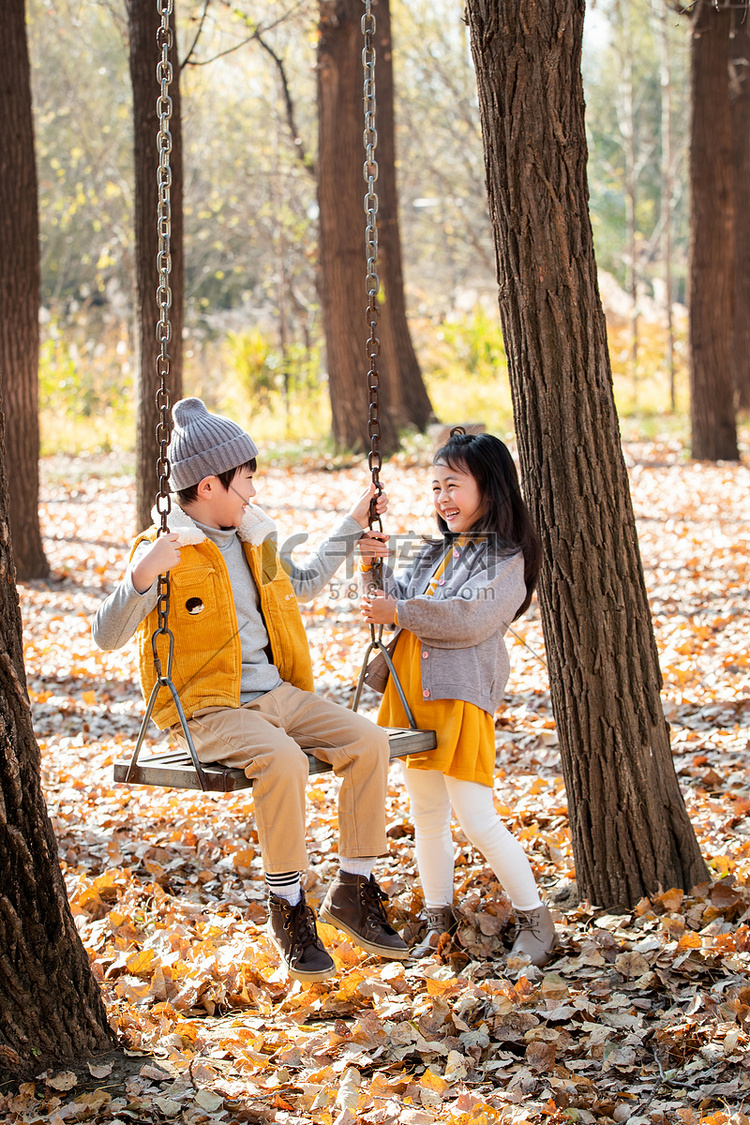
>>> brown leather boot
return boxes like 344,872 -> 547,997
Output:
266,892 -> 336,982
319,872 -> 409,959
509,904 -> 557,967
412,905 -> 455,958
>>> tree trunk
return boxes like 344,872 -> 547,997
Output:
0,396 -> 114,1076
688,0 -> 738,460
0,0 -> 48,581
129,0 -> 184,533
318,0 -> 433,455
465,0 -> 708,907
730,8 -> 750,413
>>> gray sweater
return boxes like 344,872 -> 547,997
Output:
364,538 -> 527,715
92,502 -> 364,703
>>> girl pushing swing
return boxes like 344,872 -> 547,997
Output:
359,427 -> 558,966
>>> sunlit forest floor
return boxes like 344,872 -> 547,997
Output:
6,433 -> 750,1125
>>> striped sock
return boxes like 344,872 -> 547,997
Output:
339,857 -> 374,879
265,871 -> 302,906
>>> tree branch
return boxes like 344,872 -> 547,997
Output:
183,2 -> 308,67
255,30 -> 317,179
178,0 -> 316,177
181,0 -> 212,69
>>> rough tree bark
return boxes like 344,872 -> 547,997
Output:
0,0 -> 48,581
129,0 -> 184,533
730,8 -> 750,413
318,0 -> 434,455
688,0 -> 739,460
0,396 -> 114,1076
465,0 -> 708,907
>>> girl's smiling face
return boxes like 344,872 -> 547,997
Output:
432,461 -> 485,533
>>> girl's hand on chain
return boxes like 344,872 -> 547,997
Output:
358,530 -> 390,562
360,590 -> 398,625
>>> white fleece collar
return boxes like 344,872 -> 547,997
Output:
151,502 -> 277,548
238,505 -> 277,546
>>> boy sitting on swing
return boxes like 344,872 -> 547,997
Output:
93,397 -> 409,981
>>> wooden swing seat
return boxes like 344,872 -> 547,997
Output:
113,726 -> 437,792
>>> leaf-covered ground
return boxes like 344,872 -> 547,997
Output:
5,438 -> 750,1125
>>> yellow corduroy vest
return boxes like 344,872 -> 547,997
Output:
132,529 -> 314,729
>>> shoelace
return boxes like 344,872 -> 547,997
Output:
423,907 -> 452,932
284,900 -> 324,956
360,878 -> 390,925
513,910 -> 540,936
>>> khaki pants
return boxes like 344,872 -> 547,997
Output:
183,682 -> 390,873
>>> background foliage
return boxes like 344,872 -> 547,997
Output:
28,0 -> 692,452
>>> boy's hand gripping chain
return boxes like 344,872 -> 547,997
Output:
125,0 -> 208,789
351,0 -> 417,729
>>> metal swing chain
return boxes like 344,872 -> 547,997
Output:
351,1 -> 416,730
154,0 -> 174,651
126,0 -> 208,790
362,0 -> 383,595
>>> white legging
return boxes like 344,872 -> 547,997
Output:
402,766 -> 542,912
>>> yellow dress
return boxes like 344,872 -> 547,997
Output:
377,544 -> 496,787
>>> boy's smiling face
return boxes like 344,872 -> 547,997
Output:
188,466 -> 257,529
215,466 -> 257,529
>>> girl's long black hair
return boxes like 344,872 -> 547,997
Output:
433,428 -> 541,618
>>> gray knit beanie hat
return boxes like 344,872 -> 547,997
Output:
169,398 -> 258,490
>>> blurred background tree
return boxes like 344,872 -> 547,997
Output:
317,0 -> 433,455
1,0 -> 48,580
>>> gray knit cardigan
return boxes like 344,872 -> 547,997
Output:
363,537 -> 527,715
